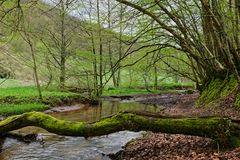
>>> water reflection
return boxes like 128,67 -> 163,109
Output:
0,100 -> 163,160
50,100 -> 164,123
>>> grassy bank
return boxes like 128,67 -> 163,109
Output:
103,88 -> 160,96
0,86 -> 81,104
0,79 -> 194,116
0,86 -> 86,116
103,86 -> 193,96
0,103 -> 48,116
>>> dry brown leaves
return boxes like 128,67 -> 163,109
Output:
111,93 -> 240,160
111,133 -> 240,160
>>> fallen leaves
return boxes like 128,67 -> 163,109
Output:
111,132 -> 240,160
110,92 -> 240,160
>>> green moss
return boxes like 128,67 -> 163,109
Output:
221,75 -> 238,97
229,136 -> 240,148
91,117 -> 122,136
26,112 -> 87,136
0,112 -> 235,146
234,94 -> 240,109
197,78 -> 223,105
111,113 -> 231,145
197,75 -> 239,107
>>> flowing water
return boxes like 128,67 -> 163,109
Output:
0,100 -> 164,160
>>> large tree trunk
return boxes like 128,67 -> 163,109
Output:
1,112 -> 239,146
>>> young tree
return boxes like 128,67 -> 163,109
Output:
40,0 -> 77,89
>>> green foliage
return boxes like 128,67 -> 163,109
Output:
0,0 -> 196,93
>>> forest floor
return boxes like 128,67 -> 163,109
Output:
136,92 -> 240,119
110,92 -> 240,160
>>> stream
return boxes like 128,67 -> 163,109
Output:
0,99 -> 164,160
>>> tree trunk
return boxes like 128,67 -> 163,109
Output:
59,0 -> 67,89
154,66 -> 158,90
87,2 -> 99,97
117,3 -> 124,87
97,0 -> 103,95
21,32 -> 42,101
107,0 -> 117,87
0,111 -> 239,146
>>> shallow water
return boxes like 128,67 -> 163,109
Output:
0,100 -> 163,160
0,131 -> 142,160
50,100 -> 164,122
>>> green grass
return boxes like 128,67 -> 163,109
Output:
0,87 -> 79,106
0,86 -> 83,116
0,78 -> 194,115
0,103 -> 48,116
103,87 -> 174,96
0,86 -> 77,99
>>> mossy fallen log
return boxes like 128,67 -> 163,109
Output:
0,112 -> 239,146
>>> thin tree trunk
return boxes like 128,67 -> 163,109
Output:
21,32 -> 43,101
117,4 -> 124,87
92,39 -> 99,96
154,66 -> 158,90
29,40 -> 43,101
107,0 -> 117,87
88,1 -> 99,97
97,0 -> 103,95
59,0 -> 67,89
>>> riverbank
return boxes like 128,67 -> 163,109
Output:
0,86 -> 91,117
110,92 -> 240,160
1,87 -> 240,159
